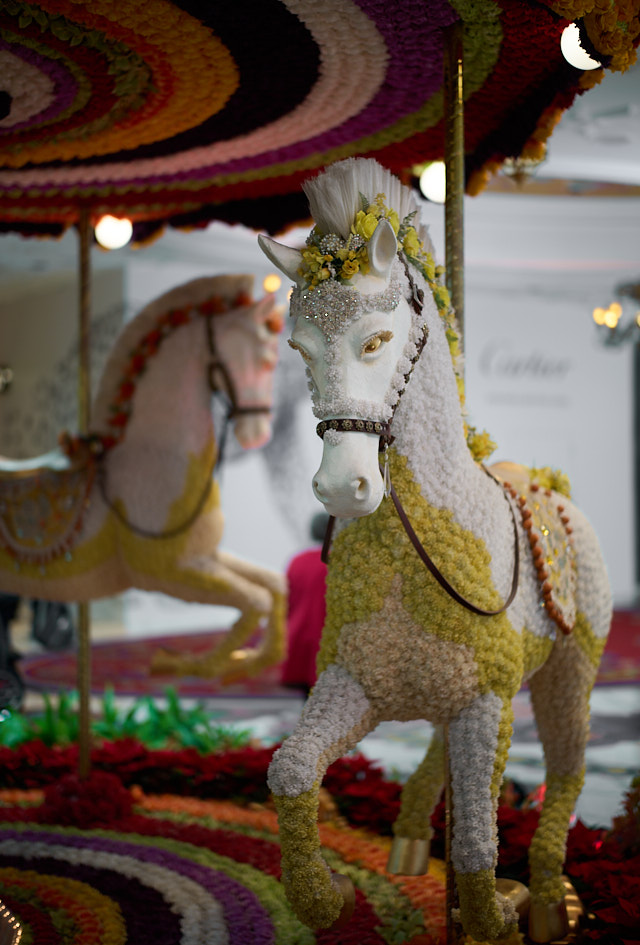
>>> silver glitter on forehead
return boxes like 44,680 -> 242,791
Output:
290,269 -> 403,335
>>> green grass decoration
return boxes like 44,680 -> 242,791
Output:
0,687 -> 253,753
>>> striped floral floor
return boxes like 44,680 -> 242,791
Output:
0,776 -> 446,945
0,742 -> 637,944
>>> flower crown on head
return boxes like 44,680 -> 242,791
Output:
298,191 -> 440,291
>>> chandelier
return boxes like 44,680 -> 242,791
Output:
593,281 -> 640,346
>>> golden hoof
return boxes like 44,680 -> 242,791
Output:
329,873 -> 355,929
386,836 -> 430,875
496,877 -> 530,920
529,897 -> 569,943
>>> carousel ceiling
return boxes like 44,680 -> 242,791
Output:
0,0 -> 638,241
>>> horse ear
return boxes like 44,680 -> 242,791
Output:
258,235 -> 305,288
368,219 -> 398,280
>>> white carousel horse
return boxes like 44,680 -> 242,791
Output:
259,158 -> 612,943
0,274 -> 287,680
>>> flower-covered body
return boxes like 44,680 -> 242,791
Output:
259,158 -> 611,944
0,274 -> 286,681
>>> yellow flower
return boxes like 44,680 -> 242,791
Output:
402,228 -> 422,258
354,210 -> 379,241
386,209 -> 400,235
341,258 -> 360,279
423,251 -> 436,283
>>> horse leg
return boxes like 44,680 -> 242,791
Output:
268,663 -> 377,929
216,550 -> 287,674
149,559 -> 274,678
527,625 -> 599,943
449,692 -> 519,942
387,725 -> 445,875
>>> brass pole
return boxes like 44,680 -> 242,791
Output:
443,20 -> 465,352
77,207 -> 92,779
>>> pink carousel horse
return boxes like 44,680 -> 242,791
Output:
259,158 -> 612,943
0,274 -> 287,680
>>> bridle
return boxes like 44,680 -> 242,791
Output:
98,308 -> 273,540
317,258 -> 520,617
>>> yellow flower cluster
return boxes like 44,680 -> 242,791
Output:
527,465 -> 572,498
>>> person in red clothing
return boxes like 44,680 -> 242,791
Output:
280,513 -> 330,693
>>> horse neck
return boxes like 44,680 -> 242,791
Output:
391,300 -> 476,507
92,316 -> 215,458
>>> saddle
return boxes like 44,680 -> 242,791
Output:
489,461 -> 576,635
0,435 -> 101,568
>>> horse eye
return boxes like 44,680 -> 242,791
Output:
361,331 -> 392,356
288,339 -> 312,362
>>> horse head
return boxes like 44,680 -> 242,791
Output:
208,289 -> 283,450
259,158 -> 431,518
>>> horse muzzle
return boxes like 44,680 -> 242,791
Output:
312,431 -> 384,518
234,411 -> 273,450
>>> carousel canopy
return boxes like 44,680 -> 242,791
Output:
0,0 -> 638,241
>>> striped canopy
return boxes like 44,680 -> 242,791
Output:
0,0 -> 638,240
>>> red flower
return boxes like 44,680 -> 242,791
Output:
39,771 -> 133,828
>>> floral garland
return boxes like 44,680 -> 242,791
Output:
59,289 -> 253,458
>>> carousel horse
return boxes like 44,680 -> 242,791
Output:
259,158 -> 612,943
0,274 -> 287,680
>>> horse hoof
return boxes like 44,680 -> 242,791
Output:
528,897 -> 569,943
387,836 -> 430,875
329,873 -> 355,929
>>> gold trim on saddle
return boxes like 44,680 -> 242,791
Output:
0,441 -> 99,569
491,464 -> 576,635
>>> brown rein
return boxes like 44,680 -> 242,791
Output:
316,259 -> 520,616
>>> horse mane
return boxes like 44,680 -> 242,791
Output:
303,157 -> 435,257
91,273 -> 255,431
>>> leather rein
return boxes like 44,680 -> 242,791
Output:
317,265 -> 520,618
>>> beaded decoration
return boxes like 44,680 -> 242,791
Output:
289,273 -> 402,335
495,467 -> 577,635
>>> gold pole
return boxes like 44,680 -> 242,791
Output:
443,20 -> 465,351
77,207 -> 92,779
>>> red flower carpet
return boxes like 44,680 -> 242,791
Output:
0,740 -> 638,944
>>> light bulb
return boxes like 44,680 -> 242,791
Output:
419,162 -> 446,204
592,307 -> 606,325
560,23 -> 601,71
94,215 -> 133,250
263,273 -> 281,293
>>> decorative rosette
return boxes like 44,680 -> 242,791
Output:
0,0 -> 637,239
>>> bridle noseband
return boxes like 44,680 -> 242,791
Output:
316,259 -> 520,617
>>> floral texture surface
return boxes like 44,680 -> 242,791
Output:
0,0 -> 638,237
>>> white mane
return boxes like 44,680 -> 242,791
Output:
303,157 -> 434,256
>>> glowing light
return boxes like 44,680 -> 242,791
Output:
604,307 -> 620,329
592,307 -> 606,325
263,273 -> 282,293
560,23 -> 601,70
419,162 -> 446,204
94,215 -> 133,250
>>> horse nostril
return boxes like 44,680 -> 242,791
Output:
353,477 -> 369,500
